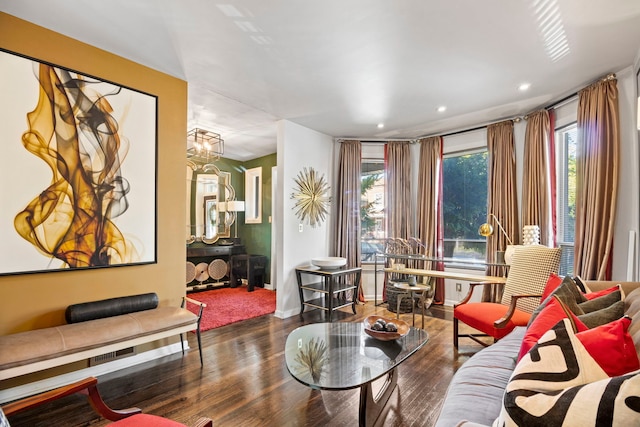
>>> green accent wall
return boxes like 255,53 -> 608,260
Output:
207,154 -> 276,284
239,154 -> 276,283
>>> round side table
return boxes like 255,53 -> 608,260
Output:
393,282 -> 433,329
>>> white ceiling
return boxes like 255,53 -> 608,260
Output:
2,0 -> 640,161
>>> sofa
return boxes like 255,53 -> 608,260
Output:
435,281 -> 640,427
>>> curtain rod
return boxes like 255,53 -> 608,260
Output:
427,116 -> 525,139
336,73 -> 617,142
412,72 -> 616,139
335,138 -> 415,143
532,72 -> 616,113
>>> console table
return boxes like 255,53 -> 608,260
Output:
295,265 -> 362,321
186,243 -> 246,292
374,252 -> 509,305
382,267 -> 507,285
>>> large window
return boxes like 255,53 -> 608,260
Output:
443,150 -> 488,261
556,124 -> 577,275
361,160 -> 385,262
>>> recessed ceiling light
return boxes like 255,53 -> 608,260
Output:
437,106 -> 447,113
377,123 -> 384,129
518,83 -> 531,91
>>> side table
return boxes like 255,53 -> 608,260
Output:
393,282 -> 433,329
295,265 -> 362,321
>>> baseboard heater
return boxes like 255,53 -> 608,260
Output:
90,347 -> 135,366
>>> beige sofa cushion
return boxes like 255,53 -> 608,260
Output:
0,307 -> 197,370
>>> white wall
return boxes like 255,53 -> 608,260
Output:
274,120 -> 334,319
612,67 -> 640,281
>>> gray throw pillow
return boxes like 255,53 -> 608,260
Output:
564,275 -> 587,303
577,290 -> 622,314
528,277 -> 585,327
577,300 -> 625,328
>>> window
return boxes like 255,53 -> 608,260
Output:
556,124 -> 577,275
361,160 -> 385,262
443,150 -> 488,262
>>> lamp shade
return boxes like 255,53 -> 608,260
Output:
226,200 -> 245,212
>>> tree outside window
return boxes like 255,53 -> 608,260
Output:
361,161 -> 385,262
443,151 -> 488,261
557,124 -> 577,275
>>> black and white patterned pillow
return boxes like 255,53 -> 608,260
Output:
494,319 -> 640,426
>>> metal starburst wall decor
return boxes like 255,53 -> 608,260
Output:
291,167 -> 331,227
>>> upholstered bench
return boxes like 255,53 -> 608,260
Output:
0,294 -> 205,381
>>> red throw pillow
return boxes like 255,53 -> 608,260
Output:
541,273 -> 563,301
518,296 -> 587,361
583,285 -> 620,300
574,316 -> 639,377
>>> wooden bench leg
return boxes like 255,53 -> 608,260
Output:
183,297 -> 206,367
196,323 -> 203,366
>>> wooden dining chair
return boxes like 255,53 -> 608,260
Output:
453,245 -> 561,348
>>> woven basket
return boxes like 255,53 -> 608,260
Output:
386,281 -> 413,313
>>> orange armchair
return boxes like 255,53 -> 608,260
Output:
453,245 -> 561,349
1,377 -> 212,427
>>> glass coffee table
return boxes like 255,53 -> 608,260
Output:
285,322 -> 429,426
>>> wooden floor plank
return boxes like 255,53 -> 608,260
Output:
6,302 -> 485,427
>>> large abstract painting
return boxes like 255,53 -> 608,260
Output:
0,49 -> 157,275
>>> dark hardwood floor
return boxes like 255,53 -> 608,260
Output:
7,302 -> 486,427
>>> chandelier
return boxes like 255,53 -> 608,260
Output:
187,128 -> 224,163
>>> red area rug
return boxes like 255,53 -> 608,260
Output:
187,287 -> 276,332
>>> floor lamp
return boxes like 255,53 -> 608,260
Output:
478,213 -> 513,264
227,200 -> 245,238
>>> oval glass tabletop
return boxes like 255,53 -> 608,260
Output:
284,322 -> 429,390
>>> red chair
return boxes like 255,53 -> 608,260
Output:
1,377 -> 212,427
453,245 -> 561,348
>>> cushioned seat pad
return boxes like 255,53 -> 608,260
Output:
454,303 -> 531,339
0,307 -> 197,370
435,327 -> 526,427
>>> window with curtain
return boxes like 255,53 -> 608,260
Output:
361,159 -> 385,262
556,123 -> 577,275
443,149 -> 488,263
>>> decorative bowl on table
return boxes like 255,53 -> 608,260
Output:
311,257 -> 347,269
363,315 -> 410,341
